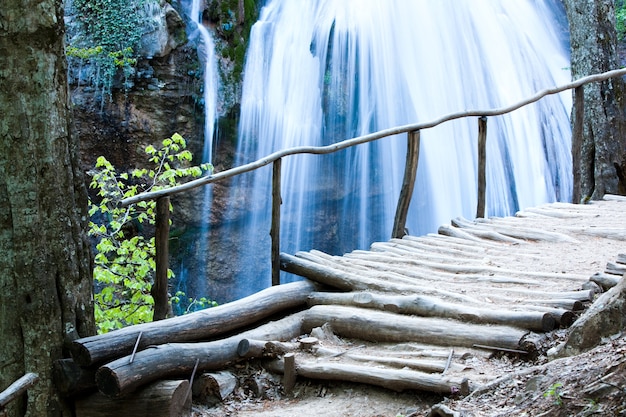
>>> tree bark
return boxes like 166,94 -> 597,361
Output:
0,1 -> 95,416
564,0 -> 626,201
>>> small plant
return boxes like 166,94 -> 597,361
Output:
88,133 -> 212,333
171,291 -> 219,315
543,382 -> 564,406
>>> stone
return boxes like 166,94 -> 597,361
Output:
555,275 -> 626,357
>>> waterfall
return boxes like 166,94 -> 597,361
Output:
220,0 -> 571,300
174,0 -> 219,308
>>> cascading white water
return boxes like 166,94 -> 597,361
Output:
224,0 -> 572,299
175,0 -> 219,306
189,0 -> 218,161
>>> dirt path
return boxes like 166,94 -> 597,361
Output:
193,197 -> 626,416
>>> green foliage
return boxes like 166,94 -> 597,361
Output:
171,291 -> 218,315
68,0 -> 153,98
543,382 -> 564,406
88,133 -> 212,333
616,0 -> 626,41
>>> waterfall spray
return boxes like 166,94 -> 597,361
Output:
214,0 -> 572,301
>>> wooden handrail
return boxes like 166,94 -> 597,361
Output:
120,67 -> 626,208
139,67 -> 625,299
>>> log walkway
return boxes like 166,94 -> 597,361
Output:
65,196 -> 626,414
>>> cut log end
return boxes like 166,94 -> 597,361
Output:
95,366 -> 122,398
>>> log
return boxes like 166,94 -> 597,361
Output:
0,373 -> 38,410
71,280 -> 319,366
265,357 -> 469,396
438,225 -> 524,243
306,292 -> 556,332
302,305 -> 530,351
606,261 -> 626,276
74,380 -> 191,417
280,252 -> 486,304
453,216 -> 578,243
95,311 -> 306,398
328,250 -> 587,283
448,220 -> 525,243
313,346 -> 453,373
191,371 -> 237,404
53,358 -> 97,397
590,272 -> 621,290
283,353 -> 296,395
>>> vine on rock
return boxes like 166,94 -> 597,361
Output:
68,0 -> 155,102
88,133 -> 213,333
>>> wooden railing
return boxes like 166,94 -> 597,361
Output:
119,67 -> 626,320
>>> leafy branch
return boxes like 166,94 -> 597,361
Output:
88,133 -> 212,333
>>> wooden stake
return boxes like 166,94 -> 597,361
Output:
392,130 -> 420,238
271,158 -> 282,286
283,352 -> 296,395
476,116 -> 487,219
153,196 -> 170,321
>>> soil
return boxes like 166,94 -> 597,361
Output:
189,332 -> 626,417
187,206 -> 626,417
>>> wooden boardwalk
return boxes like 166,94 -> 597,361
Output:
279,195 -> 626,392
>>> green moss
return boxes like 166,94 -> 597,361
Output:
208,0 -> 258,85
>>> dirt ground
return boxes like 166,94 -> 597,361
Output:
189,201 -> 626,417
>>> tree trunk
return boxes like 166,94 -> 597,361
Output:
0,1 -> 95,416
564,0 -> 626,201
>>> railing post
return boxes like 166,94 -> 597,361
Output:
571,85 -> 585,204
476,116 -> 487,219
152,196 -> 170,321
271,158 -> 282,286
392,130 -> 420,238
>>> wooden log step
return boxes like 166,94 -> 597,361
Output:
70,280 -> 319,367
338,251 -> 587,287
265,357 -> 469,396
74,380 -> 191,417
312,346 -> 457,373
606,261 -> 626,276
369,241 -> 487,265
53,358 -> 97,397
302,305 -> 530,351
516,207 -> 594,219
437,224 -> 490,242
617,254 -> 626,265
95,311 -> 306,398
513,305 -> 576,327
339,250 -> 588,282
405,235 -> 542,260
281,253 -> 483,304
392,236 -> 535,261
590,273 -> 622,290
603,194 -> 626,202
306,292 -> 557,332
191,371 -> 237,404
463,217 -> 579,243
443,223 -> 525,244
